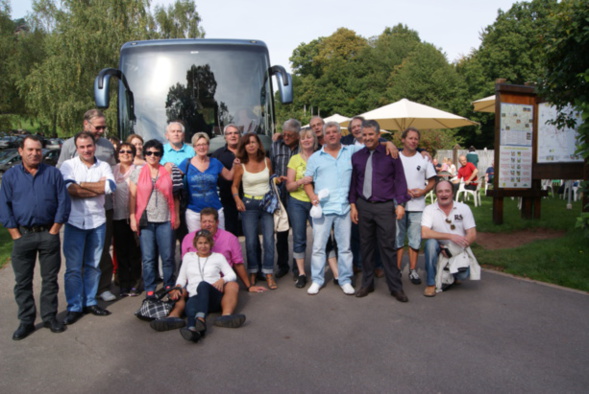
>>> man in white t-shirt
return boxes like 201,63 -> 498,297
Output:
421,180 -> 477,297
396,127 -> 436,285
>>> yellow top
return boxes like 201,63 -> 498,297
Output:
287,154 -> 310,202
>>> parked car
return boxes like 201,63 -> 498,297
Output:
43,148 -> 61,167
0,148 -> 60,181
0,136 -> 17,149
46,138 -> 64,149
0,149 -> 21,179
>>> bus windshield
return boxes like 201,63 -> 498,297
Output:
118,41 -> 275,143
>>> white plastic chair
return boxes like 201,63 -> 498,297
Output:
456,181 -> 481,207
563,180 -> 580,201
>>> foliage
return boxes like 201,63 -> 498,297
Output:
0,1 -> 42,131
19,0 -> 204,137
278,23 -> 473,151
537,0 -> 589,236
456,0 -> 560,148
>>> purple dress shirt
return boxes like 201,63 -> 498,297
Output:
349,145 -> 410,205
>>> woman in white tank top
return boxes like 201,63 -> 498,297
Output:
231,133 -> 277,290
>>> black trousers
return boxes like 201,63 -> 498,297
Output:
11,231 -> 61,324
97,209 -> 114,294
112,219 -> 142,290
357,199 -> 403,293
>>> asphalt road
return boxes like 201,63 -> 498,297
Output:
1,236 -> 588,393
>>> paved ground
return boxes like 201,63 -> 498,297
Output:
1,234 -> 588,393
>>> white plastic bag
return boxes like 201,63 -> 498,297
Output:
309,189 -> 329,219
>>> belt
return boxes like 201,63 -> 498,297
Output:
19,225 -> 51,234
243,194 -> 264,200
360,198 -> 393,204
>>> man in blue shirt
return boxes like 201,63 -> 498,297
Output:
303,121 -> 397,296
161,121 -> 195,244
160,121 -> 195,166
350,121 -> 409,302
0,135 -> 71,340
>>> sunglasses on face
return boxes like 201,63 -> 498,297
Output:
119,150 -> 133,154
145,151 -> 162,157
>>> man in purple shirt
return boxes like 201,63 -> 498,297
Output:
150,208 -> 266,331
350,120 -> 410,302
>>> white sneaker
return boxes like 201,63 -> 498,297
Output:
99,290 -> 116,302
307,283 -> 321,295
340,283 -> 355,295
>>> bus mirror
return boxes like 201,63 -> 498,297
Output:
94,68 -> 136,121
271,65 -> 293,104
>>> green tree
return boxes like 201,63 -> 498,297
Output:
538,0 -> 589,232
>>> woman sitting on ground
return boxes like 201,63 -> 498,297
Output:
174,230 -> 237,343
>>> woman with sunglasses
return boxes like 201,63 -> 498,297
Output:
231,133 -> 277,290
179,132 -> 235,233
126,134 -> 146,166
175,230 -> 236,342
112,143 -> 142,296
129,139 -> 180,299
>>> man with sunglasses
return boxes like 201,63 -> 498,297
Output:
57,109 -> 118,303
421,180 -> 478,297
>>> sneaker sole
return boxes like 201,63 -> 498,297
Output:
180,328 -> 200,342
410,279 -> 422,285
214,315 -> 246,328
150,318 -> 186,332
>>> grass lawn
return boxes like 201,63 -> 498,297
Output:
0,227 -> 12,269
468,195 -> 589,292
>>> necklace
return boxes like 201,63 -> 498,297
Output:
197,254 -> 210,279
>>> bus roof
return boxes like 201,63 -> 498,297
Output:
121,38 -> 269,51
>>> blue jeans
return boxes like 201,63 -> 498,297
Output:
241,197 -> 275,274
310,212 -> 353,286
139,222 -> 176,293
424,239 -> 470,286
287,196 -> 312,259
63,223 -> 106,312
185,281 -> 223,327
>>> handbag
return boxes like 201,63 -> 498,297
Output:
135,287 -> 176,321
270,179 -> 290,232
261,175 -> 280,214
138,187 -> 155,229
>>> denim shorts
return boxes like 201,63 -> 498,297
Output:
396,211 -> 423,250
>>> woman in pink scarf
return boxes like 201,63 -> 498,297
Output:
129,139 -> 180,299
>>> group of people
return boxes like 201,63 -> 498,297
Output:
0,109 -> 481,343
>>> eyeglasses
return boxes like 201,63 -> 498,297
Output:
145,151 -> 162,157
119,150 -> 133,154
195,143 -> 209,148
89,121 -> 108,131
445,218 -> 456,230
225,132 -> 240,136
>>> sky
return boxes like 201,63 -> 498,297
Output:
10,0 -> 520,72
